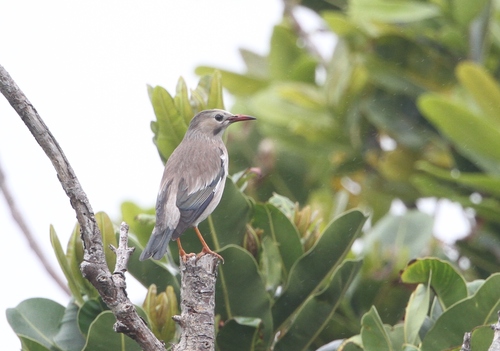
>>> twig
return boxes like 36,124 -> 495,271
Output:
460,332 -> 471,351
172,254 -> 220,351
0,160 -> 70,295
489,311 -> 500,351
0,63 -> 164,350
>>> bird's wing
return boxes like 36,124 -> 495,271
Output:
172,150 -> 226,238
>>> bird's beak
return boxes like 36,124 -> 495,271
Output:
228,114 -> 256,123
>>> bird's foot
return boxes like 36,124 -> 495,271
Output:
196,247 -> 224,263
179,246 -> 196,262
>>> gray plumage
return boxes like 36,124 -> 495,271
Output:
140,109 -> 256,261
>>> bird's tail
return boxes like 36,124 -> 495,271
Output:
139,227 -> 172,261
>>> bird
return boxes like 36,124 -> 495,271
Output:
139,109 -> 256,261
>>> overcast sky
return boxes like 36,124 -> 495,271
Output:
0,1 -> 282,348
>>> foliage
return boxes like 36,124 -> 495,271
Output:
340,258 -> 499,351
7,0 -> 500,350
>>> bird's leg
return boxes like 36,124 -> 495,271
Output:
176,238 -> 195,262
194,227 -> 224,262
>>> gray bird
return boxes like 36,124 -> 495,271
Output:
139,109 -> 256,261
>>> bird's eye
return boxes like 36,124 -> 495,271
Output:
214,114 -> 224,122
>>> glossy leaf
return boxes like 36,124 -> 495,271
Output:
401,258 -> 467,310
456,61 -> 500,128
17,337 -> 51,351
120,200 -> 180,292
360,306 -> 392,351
6,298 -> 66,350
83,311 -> 141,351
95,212 -> 117,272
206,70 -> 224,110
269,24 -> 315,82
272,210 -> 367,331
252,203 -> 303,279
350,0 -> 440,23
404,283 -> 430,345
78,299 -> 107,336
66,223 -> 98,299
363,210 -> 434,260
420,273 -> 500,351
215,245 -> 273,348
417,161 -> 500,197
196,66 -> 268,96
50,225 -> 84,305
217,317 -> 265,351
53,302 -> 86,351
274,259 -> 363,351
470,325 -> 494,351
150,85 -> 186,162
418,94 -> 500,174
126,235 -> 180,293
260,235 -> 283,294
174,77 -> 194,125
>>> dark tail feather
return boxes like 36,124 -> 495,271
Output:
139,228 -> 172,261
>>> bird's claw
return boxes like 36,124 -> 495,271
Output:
196,247 -> 224,263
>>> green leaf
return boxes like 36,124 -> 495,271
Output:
404,283 -> 430,345
66,223 -> 98,299
6,298 -> 66,350
174,76 -> 194,125
18,337 -> 51,351
350,0 -> 440,23
195,66 -> 268,96
53,302 -> 86,351
120,201 -> 180,292
274,259 -> 363,351
420,274 -> 500,351
216,245 -> 273,348
360,306 -> 392,351
217,317 -> 265,351
50,225 -> 84,305
95,212 -> 116,272
418,94 -> 500,174
150,85 -> 187,162
206,70 -> 225,110
272,210 -> 367,331
269,24 -> 315,83
400,258 -> 467,310
417,161 -> 500,197
78,299 -> 108,336
363,210 -> 434,260
456,61 -> 500,129
127,235 -> 181,293
451,0 -> 490,27
252,203 -> 303,280
260,236 -> 283,294
83,311 -> 141,351
470,325 -> 494,351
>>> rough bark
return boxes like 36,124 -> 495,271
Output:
489,311 -> 500,351
0,64 -> 164,350
172,254 -> 220,351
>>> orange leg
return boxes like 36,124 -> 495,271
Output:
176,238 -> 194,262
194,226 -> 224,262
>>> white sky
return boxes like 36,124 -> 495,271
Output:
0,1 -> 282,348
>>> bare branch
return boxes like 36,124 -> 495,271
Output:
0,64 -> 164,350
173,254 -> 220,351
0,160 -> 70,295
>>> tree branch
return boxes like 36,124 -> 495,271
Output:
173,254 -> 220,351
0,64 -> 164,350
0,160 -> 70,295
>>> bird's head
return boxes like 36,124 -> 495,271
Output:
187,109 -> 256,138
